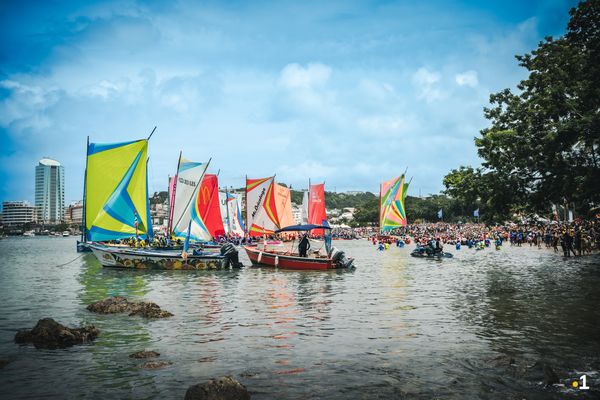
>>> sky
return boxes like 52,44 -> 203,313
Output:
0,0 -> 576,205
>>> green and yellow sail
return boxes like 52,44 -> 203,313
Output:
85,139 -> 153,241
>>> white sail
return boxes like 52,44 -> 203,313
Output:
219,192 -> 245,236
171,156 -> 211,242
301,190 -> 309,224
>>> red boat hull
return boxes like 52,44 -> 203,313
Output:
244,246 -> 336,270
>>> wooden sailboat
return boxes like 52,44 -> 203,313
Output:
86,141 -> 241,269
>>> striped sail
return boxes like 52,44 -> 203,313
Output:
219,192 -> 245,236
170,156 -> 211,242
85,139 -> 152,242
379,175 -> 408,231
246,176 -> 279,236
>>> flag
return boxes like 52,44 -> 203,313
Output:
473,208 -> 479,217
437,209 -> 443,219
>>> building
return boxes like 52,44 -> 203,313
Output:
35,158 -> 65,224
2,201 -> 37,225
291,203 -> 302,224
65,201 -> 83,226
150,203 -> 169,226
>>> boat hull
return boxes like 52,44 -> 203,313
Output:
244,246 -> 340,270
410,249 -> 453,258
77,241 -> 92,253
90,244 -> 228,270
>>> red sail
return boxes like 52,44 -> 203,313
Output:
197,174 -> 225,239
308,183 -> 327,236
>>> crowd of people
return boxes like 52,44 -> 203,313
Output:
332,219 -> 600,257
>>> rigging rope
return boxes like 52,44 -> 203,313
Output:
53,254 -> 85,268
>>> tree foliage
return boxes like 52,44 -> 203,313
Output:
447,1 -> 600,219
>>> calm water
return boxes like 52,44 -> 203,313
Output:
0,237 -> 599,399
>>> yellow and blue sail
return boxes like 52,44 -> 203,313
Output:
85,139 -> 153,241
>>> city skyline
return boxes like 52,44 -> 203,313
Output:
0,0 -> 576,205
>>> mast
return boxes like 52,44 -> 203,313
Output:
225,187 -> 232,233
167,151 -> 182,237
81,136 -> 89,243
308,178 -> 311,224
244,175 -> 248,236
378,182 -> 382,233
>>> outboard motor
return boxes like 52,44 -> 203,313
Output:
330,247 -> 354,269
220,243 -> 244,268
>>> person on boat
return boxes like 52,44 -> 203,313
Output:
435,237 -> 443,253
298,233 -> 310,257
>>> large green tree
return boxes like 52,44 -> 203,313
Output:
471,0 -> 599,217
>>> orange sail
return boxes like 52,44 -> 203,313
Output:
308,183 -> 327,236
274,184 -> 294,229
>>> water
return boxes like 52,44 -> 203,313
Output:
0,237 -> 599,399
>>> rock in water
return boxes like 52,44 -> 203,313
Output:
185,376 -> 251,400
129,350 -> 160,359
86,296 -> 131,314
0,358 -> 11,369
139,360 -> 172,370
14,318 -> 99,349
128,302 -> 174,318
87,296 -> 173,318
543,364 -> 559,385
523,361 -> 560,385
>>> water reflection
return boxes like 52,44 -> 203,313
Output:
1,238 -> 599,399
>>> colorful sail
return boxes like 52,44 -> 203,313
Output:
301,191 -> 309,224
246,176 -> 279,236
85,139 -> 152,241
379,175 -> 408,231
171,156 -> 211,242
219,192 -> 245,236
308,183 -> 327,236
274,184 -> 295,229
196,174 -> 225,239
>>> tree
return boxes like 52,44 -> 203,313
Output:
472,0 -> 600,217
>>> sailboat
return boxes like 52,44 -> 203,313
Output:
86,142 -> 240,269
379,174 -> 409,232
219,191 -> 245,237
243,179 -> 354,270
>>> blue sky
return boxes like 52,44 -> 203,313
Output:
0,0 -> 575,205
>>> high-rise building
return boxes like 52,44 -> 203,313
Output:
35,158 -> 65,224
2,201 -> 37,225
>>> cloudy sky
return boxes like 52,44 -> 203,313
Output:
0,0 -> 575,204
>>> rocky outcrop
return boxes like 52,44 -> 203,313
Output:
139,360 -> 173,370
87,296 -> 173,318
523,361 -> 560,385
14,318 -> 99,349
129,350 -> 160,359
185,376 -> 251,400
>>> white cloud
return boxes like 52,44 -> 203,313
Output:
278,63 -> 331,89
412,67 -> 444,102
455,70 -> 478,87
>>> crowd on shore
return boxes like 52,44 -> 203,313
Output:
332,219 -> 600,257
